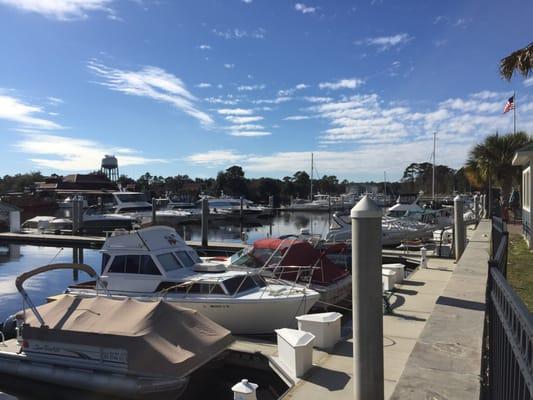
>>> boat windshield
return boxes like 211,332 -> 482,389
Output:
223,275 -> 264,295
116,206 -> 152,213
231,252 -> 263,269
157,253 -> 182,272
174,251 -> 196,268
116,193 -> 147,203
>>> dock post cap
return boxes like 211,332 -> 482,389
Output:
454,195 -> 463,202
350,195 -> 382,219
232,378 -> 258,394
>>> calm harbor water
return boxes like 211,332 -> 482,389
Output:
0,212 -> 332,323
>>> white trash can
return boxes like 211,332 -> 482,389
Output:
295,312 -> 342,349
382,269 -> 396,291
275,328 -> 315,378
382,263 -> 405,283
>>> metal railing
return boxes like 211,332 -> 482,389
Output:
481,217 -> 533,400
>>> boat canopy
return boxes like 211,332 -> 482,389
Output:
20,294 -> 233,378
250,238 -> 348,284
102,226 -> 188,253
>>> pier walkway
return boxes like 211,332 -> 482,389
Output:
231,221 -> 490,400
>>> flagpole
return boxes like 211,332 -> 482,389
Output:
513,91 -> 516,134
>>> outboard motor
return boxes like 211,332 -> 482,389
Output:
1,314 -> 17,340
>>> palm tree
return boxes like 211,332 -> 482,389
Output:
466,132 -> 533,210
500,42 -> 533,80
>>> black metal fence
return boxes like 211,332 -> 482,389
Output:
482,217 -> 533,399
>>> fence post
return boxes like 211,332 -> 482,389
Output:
474,194 -> 480,221
454,195 -> 466,261
351,195 -> 384,400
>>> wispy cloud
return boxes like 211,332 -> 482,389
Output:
524,77 -> 533,87
224,63 -> 235,69
213,28 -> 266,40
196,82 -> 211,88
15,134 -> 164,171
0,0 -> 115,21
225,115 -> 263,124
237,84 -> 266,91
284,115 -> 310,121
199,44 -> 211,50
228,130 -> 271,137
87,60 -> 213,126
0,94 -> 62,130
185,149 -> 245,166
252,97 -> 292,105
217,108 -> 254,116
319,78 -> 364,90
294,3 -> 316,14
304,96 -> 333,103
355,33 -> 412,51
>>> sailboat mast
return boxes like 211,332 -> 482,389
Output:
310,152 -> 314,200
432,132 -> 436,202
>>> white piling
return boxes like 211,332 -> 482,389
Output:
231,379 -> 258,400
420,247 -> 428,268
454,195 -> 466,261
473,194 -> 480,221
351,195 -> 384,399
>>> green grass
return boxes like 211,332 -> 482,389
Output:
506,234 -> 533,312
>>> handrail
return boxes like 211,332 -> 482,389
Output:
16,263 -> 108,327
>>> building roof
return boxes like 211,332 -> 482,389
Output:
512,143 -> 533,166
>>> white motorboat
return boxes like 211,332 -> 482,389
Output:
20,216 -> 57,233
0,263 -> 233,400
200,196 -> 266,218
67,226 -> 320,334
386,193 -> 453,227
326,213 -> 436,245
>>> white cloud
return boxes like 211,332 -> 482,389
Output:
224,63 -> 235,69
199,44 -> 211,50
229,130 -> 271,137
319,78 -> 364,90
284,115 -> 310,121
524,77 -> 533,87
225,115 -> 264,124
252,97 -> 292,105
0,95 -> 62,130
213,28 -> 265,40
0,0 -> 115,20
47,96 -> 64,105
217,108 -> 253,116
356,33 -> 412,51
196,82 -> 211,88
304,96 -> 333,103
295,83 -> 309,90
184,149 -> 244,166
237,84 -> 266,91
225,124 -> 264,131
294,3 -> 316,14
242,0 -> 252,3
15,134 -> 164,171
87,60 -> 213,126
205,96 -> 238,105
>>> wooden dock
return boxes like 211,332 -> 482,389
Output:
0,232 -> 246,255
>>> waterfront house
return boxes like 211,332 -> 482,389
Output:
512,143 -> 533,248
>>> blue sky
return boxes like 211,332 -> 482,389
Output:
0,0 -> 532,182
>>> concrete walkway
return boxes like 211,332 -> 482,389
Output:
282,250 -> 458,399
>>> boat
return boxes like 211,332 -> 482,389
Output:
200,196 -> 266,218
20,216 -> 57,233
0,263 -> 233,399
326,212 -> 436,246
219,237 -> 352,308
386,193 -> 453,227
67,226 -> 320,334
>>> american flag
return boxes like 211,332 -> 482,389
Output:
503,95 -> 515,113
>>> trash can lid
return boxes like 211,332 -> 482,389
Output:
275,328 -> 315,347
295,312 -> 342,323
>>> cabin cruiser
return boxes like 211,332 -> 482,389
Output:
200,196 -> 265,218
386,193 -> 453,227
0,263 -> 233,399
326,213 -> 436,245
20,216 -> 57,233
67,226 -> 320,334
218,237 -> 352,307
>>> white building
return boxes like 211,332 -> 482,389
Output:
512,143 -> 533,249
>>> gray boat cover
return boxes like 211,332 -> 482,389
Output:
19,295 -> 233,378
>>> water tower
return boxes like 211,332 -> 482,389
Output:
101,154 -> 119,182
